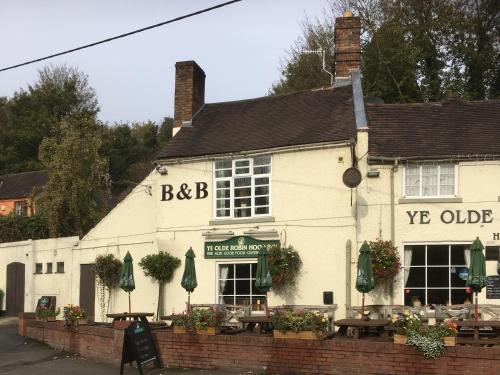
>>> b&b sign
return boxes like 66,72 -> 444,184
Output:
205,236 -> 280,259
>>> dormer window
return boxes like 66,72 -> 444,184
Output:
214,156 -> 271,219
404,164 -> 457,198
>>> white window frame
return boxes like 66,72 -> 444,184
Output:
212,156 -> 272,220
402,164 -> 458,198
402,242 -> 471,306
215,261 -> 267,307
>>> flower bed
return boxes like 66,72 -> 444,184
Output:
271,308 -> 328,339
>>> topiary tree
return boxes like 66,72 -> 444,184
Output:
139,251 -> 181,320
95,254 -> 122,321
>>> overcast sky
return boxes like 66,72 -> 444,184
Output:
0,0 -> 334,124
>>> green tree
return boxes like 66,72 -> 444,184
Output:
139,251 -> 181,320
272,0 -> 499,102
0,65 -> 99,174
39,116 -> 109,237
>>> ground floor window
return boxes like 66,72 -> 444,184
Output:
403,244 -> 471,306
218,262 -> 267,311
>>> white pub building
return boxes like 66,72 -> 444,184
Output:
1,13 -> 499,321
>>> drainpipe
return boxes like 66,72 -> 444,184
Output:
389,159 -> 399,304
346,239 -> 352,310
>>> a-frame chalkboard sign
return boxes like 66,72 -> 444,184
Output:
120,321 -> 162,375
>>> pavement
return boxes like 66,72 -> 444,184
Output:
0,317 -> 258,375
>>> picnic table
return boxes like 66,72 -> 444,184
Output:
107,312 -> 154,323
239,316 -> 273,334
456,320 -> 500,346
334,319 -> 391,339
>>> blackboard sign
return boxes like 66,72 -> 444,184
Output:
120,321 -> 161,375
486,276 -> 500,299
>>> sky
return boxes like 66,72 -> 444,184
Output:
0,0 -> 335,124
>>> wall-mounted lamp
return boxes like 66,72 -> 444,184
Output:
155,165 -> 168,175
243,228 -> 278,238
202,229 -> 234,239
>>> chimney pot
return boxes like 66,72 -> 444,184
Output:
343,10 -> 353,17
174,60 -> 205,130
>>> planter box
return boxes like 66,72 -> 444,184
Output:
173,326 -> 188,334
46,316 -> 57,322
75,318 -> 88,326
393,334 -> 407,345
195,327 -> 220,335
443,336 -> 456,347
273,330 -> 325,340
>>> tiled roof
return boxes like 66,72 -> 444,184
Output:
158,85 -> 356,159
367,99 -> 500,160
0,170 -> 48,200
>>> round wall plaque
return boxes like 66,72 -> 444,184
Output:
342,167 -> 362,188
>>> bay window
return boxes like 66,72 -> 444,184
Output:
214,156 -> 271,219
404,164 -> 456,197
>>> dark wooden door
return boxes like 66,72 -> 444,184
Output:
80,264 -> 96,320
6,262 -> 25,316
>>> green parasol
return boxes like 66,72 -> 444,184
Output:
255,247 -> 272,316
355,241 -> 375,319
119,251 -> 135,313
181,247 -> 198,313
466,237 -> 487,321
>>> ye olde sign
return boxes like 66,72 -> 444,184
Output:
486,276 -> 500,299
406,209 -> 493,225
205,236 -> 279,259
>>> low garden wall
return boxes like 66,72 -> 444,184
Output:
18,314 -> 500,375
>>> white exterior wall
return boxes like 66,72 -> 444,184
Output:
73,144 -> 356,320
0,236 -> 78,312
3,131 -> 498,319
356,129 -> 500,307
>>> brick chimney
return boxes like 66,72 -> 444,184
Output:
173,60 -> 206,129
334,11 -> 361,81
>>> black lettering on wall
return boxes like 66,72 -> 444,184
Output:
195,182 -> 209,199
161,185 -> 174,201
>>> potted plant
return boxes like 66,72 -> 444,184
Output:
271,308 -> 328,340
436,319 -> 458,347
189,308 -> 224,335
268,246 -> 302,295
369,240 -> 401,288
36,307 -> 60,322
392,311 -> 423,344
171,313 -> 189,334
63,305 -> 88,326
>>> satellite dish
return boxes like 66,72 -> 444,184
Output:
343,167 -> 362,188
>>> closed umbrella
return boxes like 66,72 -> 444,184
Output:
355,241 -> 375,319
255,247 -> 272,316
466,237 -> 487,321
181,247 -> 198,314
119,251 -> 135,313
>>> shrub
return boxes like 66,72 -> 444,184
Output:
271,308 -> 328,333
188,308 -> 224,329
139,251 -> 181,320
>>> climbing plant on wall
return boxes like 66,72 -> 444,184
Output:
95,254 -> 122,321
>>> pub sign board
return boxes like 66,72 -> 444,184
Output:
120,321 -> 162,375
205,236 -> 280,259
486,276 -> 500,299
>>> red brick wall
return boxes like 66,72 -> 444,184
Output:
21,318 -> 500,374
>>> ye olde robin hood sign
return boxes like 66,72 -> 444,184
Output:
205,236 -> 280,259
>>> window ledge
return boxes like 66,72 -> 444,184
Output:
55,272 -> 65,274
399,197 -> 463,204
209,216 -> 275,226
